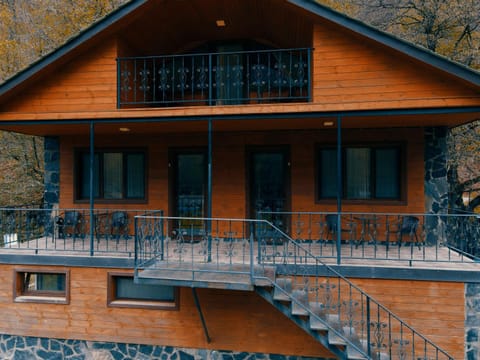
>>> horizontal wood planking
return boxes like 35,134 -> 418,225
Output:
59,127 -> 425,215
0,264 -> 465,358
0,265 -> 332,358
4,40 -> 118,114
312,22 -> 480,108
351,278 -> 465,359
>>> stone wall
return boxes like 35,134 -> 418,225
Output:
424,127 -> 449,245
466,283 -> 480,360
43,136 -> 60,210
0,335 -> 333,360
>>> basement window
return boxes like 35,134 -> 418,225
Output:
14,269 -> 69,304
107,272 -> 178,310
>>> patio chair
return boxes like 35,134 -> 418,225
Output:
110,211 -> 129,242
56,210 -> 83,239
386,215 -> 421,250
325,214 -> 357,245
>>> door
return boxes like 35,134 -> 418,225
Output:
248,147 -> 290,234
170,149 -> 206,236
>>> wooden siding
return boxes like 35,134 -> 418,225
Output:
0,10 -> 480,125
3,39 -> 118,114
0,265 -> 332,358
0,264 -> 464,358
59,127 -> 425,214
312,22 -> 480,109
351,278 -> 465,360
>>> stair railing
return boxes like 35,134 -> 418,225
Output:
255,219 -> 454,360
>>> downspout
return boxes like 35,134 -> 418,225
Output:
89,121 -> 95,256
336,115 -> 342,265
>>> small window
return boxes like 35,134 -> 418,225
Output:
75,149 -> 146,201
107,273 -> 178,310
317,144 -> 403,201
14,269 -> 69,304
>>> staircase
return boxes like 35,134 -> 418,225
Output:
134,215 -> 455,360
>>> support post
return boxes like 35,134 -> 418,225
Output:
89,121 -> 95,256
336,115 -> 342,265
207,119 -> 213,262
192,288 -> 211,343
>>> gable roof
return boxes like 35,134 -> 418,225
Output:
1,0 -> 479,103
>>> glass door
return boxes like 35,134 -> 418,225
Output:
248,148 -> 290,235
170,150 -> 206,237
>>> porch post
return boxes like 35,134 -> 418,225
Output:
336,115 -> 342,265
207,119 -> 213,262
89,121 -> 95,256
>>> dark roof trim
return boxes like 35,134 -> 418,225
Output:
0,106 -> 479,127
0,0 -> 148,99
288,0 -> 480,88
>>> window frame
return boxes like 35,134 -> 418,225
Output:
107,272 -> 179,310
13,268 -> 70,304
74,148 -> 148,203
315,142 -> 406,204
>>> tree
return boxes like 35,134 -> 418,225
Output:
316,0 -> 480,69
448,120 -> 480,213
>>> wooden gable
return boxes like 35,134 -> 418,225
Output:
0,0 -> 479,126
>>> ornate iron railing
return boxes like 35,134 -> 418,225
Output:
0,208 -> 161,256
117,48 -> 311,107
134,215 -> 454,359
257,211 -> 480,264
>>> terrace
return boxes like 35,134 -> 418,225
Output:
1,208 -> 478,268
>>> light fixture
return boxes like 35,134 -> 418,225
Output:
119,127 -> 131,132
216,19 -> 226,27
323,121 -> 334,127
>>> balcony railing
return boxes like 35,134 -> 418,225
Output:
117,48 -> 311,108
0,208 -> 162,257
257,211 -> 480,264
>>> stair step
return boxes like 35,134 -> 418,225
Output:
309,302 -> 327,330
273,277 -> 292,301
328,329 -> 347,346
291,289 -> 309,316
346,346 -> 368,360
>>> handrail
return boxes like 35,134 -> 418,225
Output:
258,220 -> 454,359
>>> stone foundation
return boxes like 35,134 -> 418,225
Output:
0,335 -> 332,360
466,283 -> 480,360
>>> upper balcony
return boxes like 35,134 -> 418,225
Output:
117,48 -> 312,108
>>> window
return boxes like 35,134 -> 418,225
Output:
76,149 -> 146,201
317,145 -> 403,201
107,273 -> 178,309
14,269 -> 69,304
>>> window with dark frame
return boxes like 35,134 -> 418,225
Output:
14,269 -> 69,304
107,273 -> 178,310
317,145 -> 402,201
76,149 -> 146,201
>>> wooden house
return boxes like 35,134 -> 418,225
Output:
0,0 -> 480,358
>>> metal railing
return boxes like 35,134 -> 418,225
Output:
257,211 -> 480,264
117,48 -> 311,107
134,215 -> 453,359
0,208 -> 162,256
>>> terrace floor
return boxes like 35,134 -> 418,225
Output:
2,234 -> 479,271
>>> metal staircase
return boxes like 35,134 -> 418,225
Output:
134,216 -> 455,360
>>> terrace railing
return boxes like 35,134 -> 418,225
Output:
134,215 -> 454,359
257,211 -> 480,265
117,48 -> 311,108
0,208 -> 161,257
